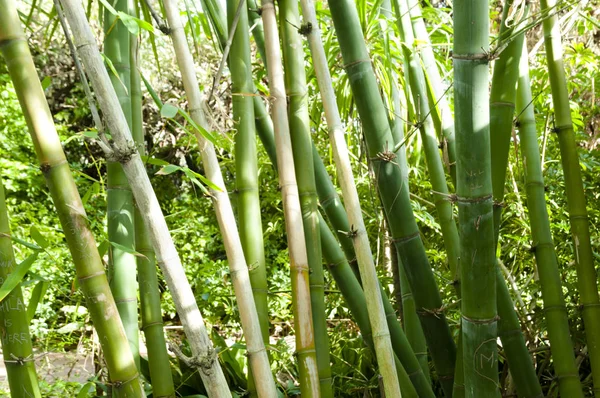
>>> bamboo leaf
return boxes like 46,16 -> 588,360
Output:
181,167 -> 221,192
141,156 -> 170,167
97,0 -> 117,15
76,382 -> 95,398
156,164 -> 180,175
41,75 -> 52,91
109,242 -> 147,259
101,53 -> 128,95
160,103 -> 179,119
30,226 -> 49,249
97,240 -> 110,257
3,234 -> 42,251
0,253 -> 38,302
27,280 -> 48,323
116,11 -> 155,35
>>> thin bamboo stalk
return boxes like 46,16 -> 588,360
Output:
130,7 -> 175,394
516,39 -> 583,397
227,1 -> 269,396
246,0 -> 267,69
487,5 -> 544,396
0,180 -> 41,398
103,0 -> 139,370
328,1 -> 457,394
58,0 -> 230,394
405,0 -> 456,183
298,1 -> 399,395
453,0 -> 499,393
391,0 -> 460,300
161,1 -> 278,396
260,0 -> 320,394
279,1 -> 332,395
0,2 -> 143,395
540,0 -> 600,392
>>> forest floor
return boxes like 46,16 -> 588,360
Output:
0,350 -> 94,393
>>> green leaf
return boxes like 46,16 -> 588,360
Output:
0,253 -> 38,302
156,164 -> 181,175
140,156 -> 170,167
97,0 -> 117,15
109,242 -> 147,259
30,226 -> 49,249
76,382 -> 95,398
141,73 -> 163,107
41,76 -> 52,91
117,11 -> 155,35
97,240 -> 110,258
160,103 -> 179,119
82,182 -> 100,206
82,130 -> 99,139
181,167 -> 222,192
101,53 -> 128,95
5,234 -> 42,251
27,280 -> 48,323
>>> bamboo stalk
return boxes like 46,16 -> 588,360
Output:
103,0 -> 140,370
453,0 -> 499,393
0,180 -> 41,398
161,1 -> 278,396
516,38 -> 583,397
298,1 -> 400,395
540,0 -> 600,392
58,0 -> 230,394
227,1 -> 269,396
279,1 -> 332,395
487,5 -> 544,396
405,0 -> 456,183
130,5 -> 175,394
327,1 -> 457,393
260,0 -> 321,394
0,2 -> 143,395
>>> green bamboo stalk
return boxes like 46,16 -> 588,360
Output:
130,8 -> 175,395
260,0 -> 321,394
246,0 -> 267,70
516,39 -> 583,397
453,0 -> 499,394
162,1 -> 278,395
405,0 -> 456,183
227,1 -> 269,396
59,0 -> 230,393
0,180 -> 41,398
488,6 -> 544,397
328,1 -> 456,394
201,4 -> 431,394
391,0 -> 460,297
298,0 -> 399,394
279,1 -> 332,395
103,0 -> 140,371
540,0 -> 600,392
0,2 -> 143,395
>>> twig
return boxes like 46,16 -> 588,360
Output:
207,0 -> 246,103
53,0 -> 113,155
143,0 -> 170,34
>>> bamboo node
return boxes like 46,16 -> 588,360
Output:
493,200 -> 504,208
461,314 -> 500,324
391,231 -> 420,244
110,372 -> 140,389
4,353 -> 35,366
298,22 -> 313,36
418,305 -> 446,318
109,142 -> 138,164
431,190 -> 457,203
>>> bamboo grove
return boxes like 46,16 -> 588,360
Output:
0,0 -> 598,396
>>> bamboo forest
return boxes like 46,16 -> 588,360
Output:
0,0 -> 599,396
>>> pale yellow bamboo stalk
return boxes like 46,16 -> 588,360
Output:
162,1 -> 277,396
260,0 -> 321,395
297,1 -> 401,396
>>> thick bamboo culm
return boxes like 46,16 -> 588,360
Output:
453,0 -> 499,394
0,2 -> 143,395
